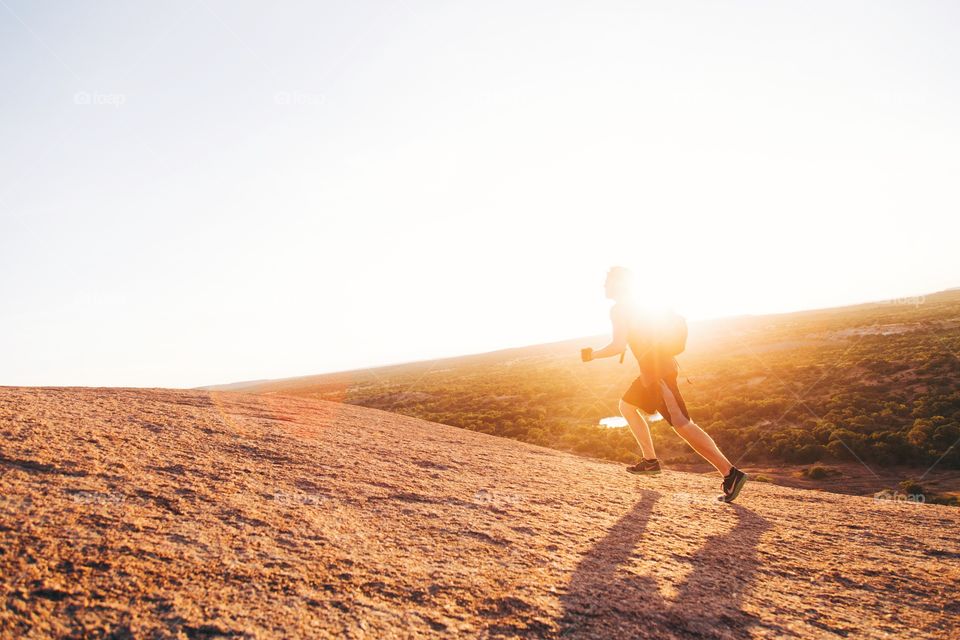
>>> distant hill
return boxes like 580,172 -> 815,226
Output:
205,290 -> 960,500
0,387 -> 956,637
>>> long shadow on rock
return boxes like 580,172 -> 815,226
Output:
559,491 -> 771,639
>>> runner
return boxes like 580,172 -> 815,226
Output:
581,266 -> 748,502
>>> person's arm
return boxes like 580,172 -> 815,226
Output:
583,305 -> 628,361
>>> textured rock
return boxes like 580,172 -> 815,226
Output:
0,387 -> 957,638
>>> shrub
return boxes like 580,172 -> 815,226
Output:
899,479 -> 925,496
788,444 -> 826,464
802,465 -> 836,480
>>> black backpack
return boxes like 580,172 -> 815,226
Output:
659,310 -> 688,357
621,310 -> 688,363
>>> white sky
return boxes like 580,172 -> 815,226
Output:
1,0 -> 959,388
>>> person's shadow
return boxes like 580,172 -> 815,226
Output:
558,490 -> 771,639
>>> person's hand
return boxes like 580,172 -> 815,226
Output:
580,347 -> 593,362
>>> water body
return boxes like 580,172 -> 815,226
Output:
598,413 -> 662,428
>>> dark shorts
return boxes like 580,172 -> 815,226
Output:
621,373 -> 691,427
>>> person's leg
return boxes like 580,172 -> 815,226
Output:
672,420 -> 733,476
619,399 -> 657,460
656,378 -> 734,476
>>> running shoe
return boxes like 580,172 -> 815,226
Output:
626,458 -> 661,475
720,467 -> 748,503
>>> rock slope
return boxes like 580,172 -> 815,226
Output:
0,387 -> 957,638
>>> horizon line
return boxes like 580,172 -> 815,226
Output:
194,284 -> 958,392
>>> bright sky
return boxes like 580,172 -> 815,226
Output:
2,1 -> 959,388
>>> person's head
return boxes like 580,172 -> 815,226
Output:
604,266 -> 634,301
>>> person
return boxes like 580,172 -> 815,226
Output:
581,266 -> 748,503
